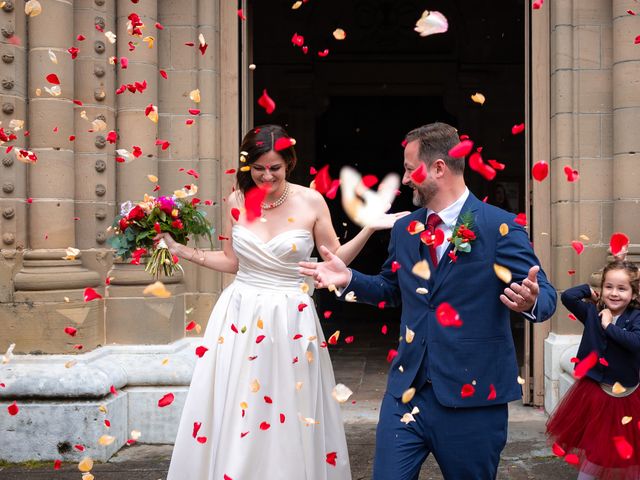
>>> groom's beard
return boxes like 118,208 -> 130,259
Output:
412,180 -> 438,208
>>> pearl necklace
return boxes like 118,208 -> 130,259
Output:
261,182 -> 290,210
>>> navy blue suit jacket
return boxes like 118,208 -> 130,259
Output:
561,284 -> 640,387
344,193 -> 557,407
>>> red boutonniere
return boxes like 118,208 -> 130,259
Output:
447,211 -> 477,263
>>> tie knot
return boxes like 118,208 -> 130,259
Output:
426,213 -> 442,231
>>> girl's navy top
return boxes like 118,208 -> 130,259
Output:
561,284 -> 640,388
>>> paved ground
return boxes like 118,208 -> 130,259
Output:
0,318 -> 576,479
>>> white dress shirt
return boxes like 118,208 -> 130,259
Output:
427,188 -> 470,262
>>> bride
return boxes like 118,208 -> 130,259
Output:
157,125 -> 407,479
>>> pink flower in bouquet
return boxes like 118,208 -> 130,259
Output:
127,205 -> 146,221
157,196 -> 175,215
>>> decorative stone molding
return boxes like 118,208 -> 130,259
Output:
2,102 -> 14,114
2,207 -> 14,219
1,27 -> 14,38
94,65 -> 105,77
1,78 -> 13,90
2,233 -> 14,245
94,40 -> 105,54
95,208 -> 106,220
1,54 -> 13,63
95,135 -> 106,148
96,231 -> 106,243
95,184 -> 106,196
1,1 -> 13,12
94,88 -> 106,101
2,181 -> 14,193
2,156 -> 13,166
95,16 -> 105,30
94,159 -> 106,172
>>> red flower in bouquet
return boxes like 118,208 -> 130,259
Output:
119,217 -> 130,231
457,224 -> 476,241
157,196 -> 175,215
127,205 -> 145,221
171,219 -> 184,230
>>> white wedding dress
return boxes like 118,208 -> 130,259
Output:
167,225 -> 351,480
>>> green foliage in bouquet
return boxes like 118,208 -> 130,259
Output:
108,191 -> 214,277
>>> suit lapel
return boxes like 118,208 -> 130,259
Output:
430,194 -> 481,298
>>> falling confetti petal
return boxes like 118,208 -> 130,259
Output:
610,232 -> 629,256
532,161 -> 549,181
512,123 -> 525,135
461,384 -> 475,398
499,223 -> 509,236
333,28 -> 346,40
574,351 -> 598,379
612,382 -> 626,394
414,10 -> 448,37
25,0 -> 42,16
563,165 -> 579,182
83,288 -> 102,302
257,89 -> 276,114
405,327 -> 415,344
436,302 -> 463,327
613,436 -> 633,460
470,93 -> 486,105
143,281 -> 171,298
402,387 -> 416,403
571,241 -> 584,255
332,384 -> 353,403
411,260 -> 431,280
494,264 -> 512,284
78,457 -> 94,472
158,393 -> 175,408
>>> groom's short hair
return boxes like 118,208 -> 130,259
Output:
405,122 -> 465,175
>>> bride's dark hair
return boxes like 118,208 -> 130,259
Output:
236,125 -> 298,194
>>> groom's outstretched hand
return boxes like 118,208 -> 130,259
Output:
299,245 -> 351,290
500,265 -> 540,313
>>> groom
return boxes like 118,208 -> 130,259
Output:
300,122 -> 557,479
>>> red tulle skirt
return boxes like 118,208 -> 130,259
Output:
546,377 -> 640,480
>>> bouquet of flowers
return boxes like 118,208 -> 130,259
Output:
108,185 -> 214,277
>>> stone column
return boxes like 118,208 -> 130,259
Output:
9,0 -> 101,354
612,1 -> 640,246
73,0 -> 117,253
106,0 -> 185,345
0,0 -> 28,302
545,0 -> 613,413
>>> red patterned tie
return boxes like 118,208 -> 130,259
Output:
426,213 -> 442,267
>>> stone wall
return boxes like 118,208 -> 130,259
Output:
0,0 -> 238,461
544,0 -> 640,412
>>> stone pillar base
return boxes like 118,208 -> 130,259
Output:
544,332 -> 581,413
0,339 -> 197,462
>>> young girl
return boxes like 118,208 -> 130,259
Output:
547,259 -> 640,480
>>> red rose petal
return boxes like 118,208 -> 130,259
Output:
274,137 -> 294,151
436,302 -> 463,328
195,346 -> 208,358
158,392 -> 175,408
293,334 -> 303,340
280,413 -> 285,423
291,33 -> 305,47
64,327 -> 77,337
567,270 -> 576,276
344,336 -> 354,344
386,349 -> 398,363
323,310 -> 332,319
259,421 -> 270,430
7,401 -> 19,416
256,335 -> 266,344
326,451 -> 337,466
568,313 -> 577,321
83,287 -> 102,302
381,324 -> 388,334
46,73 -> 60,85
613,436 -> 633,460
487,384 -> 497,400
552,442 -> 566,457
532,0 -> 544,9
378,301 -> 386,309
257,89 -> 276,114
313,165 -> 332,195
245,186 -> 268,222
231,324 -> 238,333
511,123 -> 525,135
74,444 -> 85,452
186,321 -> 197,331
448,140 -> 474,158
192,422 -> 202,438
610,232 -> 629,256
599,357 -> 609,367
391,261 -> 401,273
514,213 -> 527,226
468,152 -> 497,181
460,384 -> 475,398
264,396 -> 272,404
532,161 -> 549,182
54,459 -> 62,470
571,241 -> 584,255
487,159 -> 505,171
110,385 -> 118,396
196,436 -> 207,444
410,162 -> 427,184
362,174 -> 379,188
318,49 -> 329,57
563,165 -> 579,182
298,303 -> 308,312
160,70 -> 168,79
231,207 -> 240,221
574,351 -> 598,379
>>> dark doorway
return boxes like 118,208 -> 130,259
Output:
249,0 -> 526,372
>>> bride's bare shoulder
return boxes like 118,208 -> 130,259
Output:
290,184 -> 323,205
